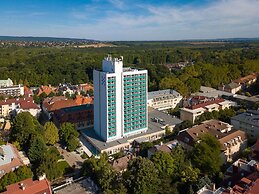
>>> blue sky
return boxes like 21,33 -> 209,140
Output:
0,0 -> 258,40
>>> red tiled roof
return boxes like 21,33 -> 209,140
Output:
0,97 -> 34,106
189,98 -> 225,110
19,101 -> 39,110
2,178 -> 52,194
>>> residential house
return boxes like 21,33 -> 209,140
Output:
16,101 -> 41,117
37,85 -> 56,96
176,119 -> 247,163
220,159 -> 259,194
231,110 -> 259,141
111,154 -> 135,172
147,140 -> 179,158
218,82 -> 242,94
57,83 -> 79,96
0,97 -> 39,118
23,86 -> 33,97
2,176 -> 52,194
148,89 -> 182,111
233,73 -> 257,89
180,96 -> 236,123
0,144 -> 27,178
78,83 -> 94,93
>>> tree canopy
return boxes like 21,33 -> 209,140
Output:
125,157 -> 159,194
43,122 -> 59,145
59,122 -> 79,152
191,134 -> 223,176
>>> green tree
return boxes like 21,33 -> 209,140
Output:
15,166 -> 33,180
36,148 -> 62,181
159,76 -> 188,96
11,112 -> 42,149
60,123 -> 79,152
151,151 -> 175,176
28,136 -> 47,163
43,122 -> 59,145
126,157 -> 159,194
81,154 -> 116,191
191,134 -> 223,176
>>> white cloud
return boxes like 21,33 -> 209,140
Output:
2,0 -> 259,40
108,0 -> 126,9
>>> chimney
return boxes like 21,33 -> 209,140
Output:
38,173 -> 46,181
19,183 -> 25,190
212,183 -> 216,191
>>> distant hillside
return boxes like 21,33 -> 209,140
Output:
0,36 -> 98,42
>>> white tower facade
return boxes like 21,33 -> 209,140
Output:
94,55 -> 148,142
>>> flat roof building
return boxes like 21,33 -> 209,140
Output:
148,89 -> 182,111
231,110 -> 259,141
0,78 -> 13,88
94,55 -> 148,142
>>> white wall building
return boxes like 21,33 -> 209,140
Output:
0,84 -> 24,97
231,110 -> 259,141
0,78 -> 13,88
94,55 -> 148,142
147,89 -> 182,111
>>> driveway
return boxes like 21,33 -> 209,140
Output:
56,143 -> 85,168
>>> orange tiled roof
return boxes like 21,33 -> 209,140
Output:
43,98 -> 77,112
2,178 -> 52,194
233,73 -> 257,85
79,83 -> 93,92
37,85 -> 55,96
43,95 -> 93,112
74,95 -> 93,105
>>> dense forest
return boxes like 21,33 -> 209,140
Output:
1,41 -> 259,95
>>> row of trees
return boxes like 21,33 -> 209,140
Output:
81,134 -> 223,194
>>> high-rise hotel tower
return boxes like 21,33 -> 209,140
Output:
94,55 -> 148,142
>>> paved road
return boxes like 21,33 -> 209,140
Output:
56,144 -> 85,168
